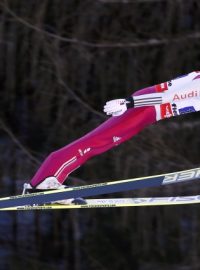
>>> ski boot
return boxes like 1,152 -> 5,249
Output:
22,177 -> 87,205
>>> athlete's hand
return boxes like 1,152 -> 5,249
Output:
103,99 -> 128,116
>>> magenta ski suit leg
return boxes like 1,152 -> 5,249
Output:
30,86 -> 157,187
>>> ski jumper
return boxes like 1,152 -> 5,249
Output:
30,71 -> 200,187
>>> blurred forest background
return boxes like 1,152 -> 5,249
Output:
1,0 -> 200,269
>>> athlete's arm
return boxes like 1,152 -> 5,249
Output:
104,73 -> 200,117
103,93 -> 164,116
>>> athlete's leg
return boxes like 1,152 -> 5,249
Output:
30,86 -> 157,187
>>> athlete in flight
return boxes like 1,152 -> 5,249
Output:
23,71 -> 200,204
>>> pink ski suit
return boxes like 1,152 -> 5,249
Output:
30,71 -> 200,187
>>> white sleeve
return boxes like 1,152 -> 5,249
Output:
133,71 -> 200,108
162,78 -> 200,103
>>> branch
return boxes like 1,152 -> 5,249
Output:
55,68 -> 107,119
0,118 -> 40,165
3,0 -> 200,49
41,38 -> 106,119
98,0 -> 168,3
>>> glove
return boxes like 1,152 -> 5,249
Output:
103,98 -> 132,116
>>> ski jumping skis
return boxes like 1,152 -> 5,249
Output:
0,167 -> 200,210
1,195 -> 200,210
